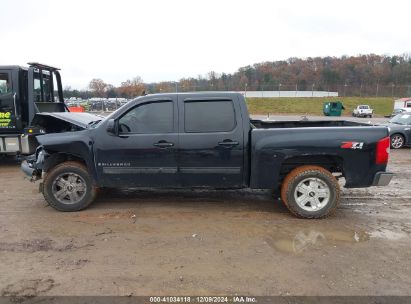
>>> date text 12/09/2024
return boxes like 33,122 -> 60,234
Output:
149,296 -> 257,303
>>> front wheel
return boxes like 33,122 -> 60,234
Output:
43,161 -> 97,211
280,165 -> 340,219
390,134 -> 405,149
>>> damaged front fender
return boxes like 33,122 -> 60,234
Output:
21,147 -> 49,181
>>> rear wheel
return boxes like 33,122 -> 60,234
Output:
43,161 -> 97,211
280,165 -> 340,218
390,134 -> 405,149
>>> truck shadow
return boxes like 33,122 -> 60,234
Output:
92,188 -> 287,214
0,156 -> 20,166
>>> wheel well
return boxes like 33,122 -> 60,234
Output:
279,155 -> 343,183
391,133 -> 406,143
43,152 -> 87,172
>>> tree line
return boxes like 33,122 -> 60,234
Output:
64,54 -> 411,99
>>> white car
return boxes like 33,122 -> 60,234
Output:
389,108 -> 411,117
352,105 -> 373,118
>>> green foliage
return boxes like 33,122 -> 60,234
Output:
322,68 -> 340,84
246,97 -> 394,116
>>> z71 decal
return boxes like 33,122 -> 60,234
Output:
341,142 -> 364,149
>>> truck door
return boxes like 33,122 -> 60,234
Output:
178,95 -> 245,188
94,97 -> 180,188
0,71 -> 18,132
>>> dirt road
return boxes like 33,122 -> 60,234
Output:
0,150 -> 410,296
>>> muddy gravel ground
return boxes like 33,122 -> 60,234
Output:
0,150 -> 410,297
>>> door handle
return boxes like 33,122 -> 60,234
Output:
153,141 -> 174,148
218,140 -> 239,146
13,93 -> 20,122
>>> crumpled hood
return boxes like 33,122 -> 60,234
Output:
32,112 -> 104,129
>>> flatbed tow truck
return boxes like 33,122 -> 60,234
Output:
0,63 -> 99,156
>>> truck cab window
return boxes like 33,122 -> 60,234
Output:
33,72 -> 53,102
119,101 -> 173,134
0,73 -> 10,95
184,100 -> 235,132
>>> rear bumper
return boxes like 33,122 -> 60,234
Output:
372,172 -> 394,186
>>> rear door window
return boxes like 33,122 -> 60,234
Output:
184,100 -> 236,133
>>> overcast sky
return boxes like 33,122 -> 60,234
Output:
1,0 -> 410,89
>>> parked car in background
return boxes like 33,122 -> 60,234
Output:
385,113 -> 411,149
393,98 -> 411,111
389,108 -> 411,118
352,105 -> 373,118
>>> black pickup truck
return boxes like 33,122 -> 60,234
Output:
22,92 -> 393,218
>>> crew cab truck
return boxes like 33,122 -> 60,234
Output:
21,92 -> 393,218
352,105 -> 373,118
0,63 -> 68,155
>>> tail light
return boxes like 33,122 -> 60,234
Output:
376,137 -> 390,165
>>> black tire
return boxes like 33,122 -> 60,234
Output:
390,134 -> 405,149
280,165 -> 340,219
43,161 -> 97,211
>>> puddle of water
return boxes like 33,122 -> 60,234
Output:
370,229 -> 408,241
73,210 -> 136,221
264,229 -> 370,254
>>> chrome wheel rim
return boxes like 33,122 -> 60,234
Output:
294,177 -> 330,212
391,135 -> 404,149
52,173 -> 87,205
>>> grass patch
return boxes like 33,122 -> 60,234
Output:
246,97 -> 394,116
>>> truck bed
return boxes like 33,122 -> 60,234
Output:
249,120 -> 389,189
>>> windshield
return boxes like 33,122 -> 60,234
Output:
359,105 -> 369,109
390,114 -> 411,125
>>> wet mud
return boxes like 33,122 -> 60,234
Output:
0,149 -> 410,296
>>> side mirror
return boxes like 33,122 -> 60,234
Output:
106,119 -> 116,135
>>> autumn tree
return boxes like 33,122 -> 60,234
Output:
89,79 -> 107,97
118,76 -> 145,98
105,84 -> 117,98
